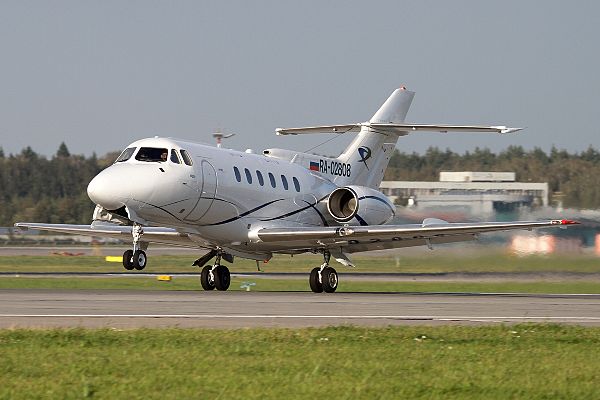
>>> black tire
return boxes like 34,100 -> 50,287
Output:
214,265 -> 231,291
133,250 -> 147,270
200,265 -> 215,291
321,266 -> 338,293
123,250 -> 134,271
309,267 -> 323,293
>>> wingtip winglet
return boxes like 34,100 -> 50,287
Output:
560,219 -> 580,225
495,126 -> 524,134
13,222 -> 28,231
551,219 -> 580,225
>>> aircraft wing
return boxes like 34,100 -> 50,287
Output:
253,219 -> 578,253
14,222 -> 199,248
276,123 -> 522,136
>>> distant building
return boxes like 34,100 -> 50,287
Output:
439,171 -> 515,183
380,171 -> 548,215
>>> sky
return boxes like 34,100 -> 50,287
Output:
0,1 -> 599,157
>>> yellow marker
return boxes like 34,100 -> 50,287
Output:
105,256 -> 123,262
157,275 -> 172,282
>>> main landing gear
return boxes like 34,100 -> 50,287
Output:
199,252 -> 231,291
309,251 -> 338,293
122,224 -> 147,271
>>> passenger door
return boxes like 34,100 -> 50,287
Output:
184,159 -> 217,222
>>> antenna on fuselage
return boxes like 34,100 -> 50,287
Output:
212,132 -> 236,148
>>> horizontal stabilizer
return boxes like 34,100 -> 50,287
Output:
276,123 -> 522,136
276,124 -> 360,135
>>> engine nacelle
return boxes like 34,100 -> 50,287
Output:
327,186 -> 395,225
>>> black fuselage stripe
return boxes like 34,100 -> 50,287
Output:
308,201 -> 329,226
203,198 -> 285,226
355,214 -> 368,226
259,202 -> 314,222
137,200 -> 182,221
258,195 -> 329,223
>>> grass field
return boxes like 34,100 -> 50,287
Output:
3,276 -> 600,294
1,251 -> 600,273
1,325 -> 599,399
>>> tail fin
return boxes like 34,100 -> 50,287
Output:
334,88 -> 414,188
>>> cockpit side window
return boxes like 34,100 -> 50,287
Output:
135,147 -> 169,162
170,149 -> 181,164
115,147 -> 136,163
180,149 -> 193,166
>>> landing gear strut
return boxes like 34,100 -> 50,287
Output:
199,251 -> 231,291
309,251 -> 338,293
122,224 -> 147,271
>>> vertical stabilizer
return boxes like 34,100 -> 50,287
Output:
334,88 -> 414,188
369,87 -> 414,124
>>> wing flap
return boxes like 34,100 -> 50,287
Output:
255,220 -> 576,243
14,222 -> 198,248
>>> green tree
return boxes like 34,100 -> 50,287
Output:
56,142 -> 70,158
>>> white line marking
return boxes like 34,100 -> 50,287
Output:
1,314 -> 600,321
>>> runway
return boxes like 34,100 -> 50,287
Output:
4,271 -> 600,282
2,289 -> 600,328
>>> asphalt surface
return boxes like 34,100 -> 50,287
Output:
2,289 -> 600,328
4,271 -> 600,282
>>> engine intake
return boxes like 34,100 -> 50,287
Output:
327,187 -> 359,222
327,186 -> 395,225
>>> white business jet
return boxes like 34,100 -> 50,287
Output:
15,87 -> 577,293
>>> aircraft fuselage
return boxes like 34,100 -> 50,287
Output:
87,136 -> 385,258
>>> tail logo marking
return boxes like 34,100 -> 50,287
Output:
358,146 -> 372,170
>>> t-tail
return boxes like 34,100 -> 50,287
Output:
274,86 -> 522,189
334,88 -> 414,188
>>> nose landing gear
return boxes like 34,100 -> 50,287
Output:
122,224 -> 148,271
309,251 -> 338,293
199,251 -> 231,291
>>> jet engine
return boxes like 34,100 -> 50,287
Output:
327,186 -> 395,225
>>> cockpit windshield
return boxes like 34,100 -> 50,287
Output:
135,147 -> 169,162
115,147 -> 136,163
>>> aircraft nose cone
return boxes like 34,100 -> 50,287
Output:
87,168 -> 127,210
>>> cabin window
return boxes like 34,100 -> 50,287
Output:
281,175 -> 289,190
135,147 -> 168,162
170,149 -> 181,164
115,147 -> 136,162
245,168 -> 253,184
234,166 -> 241,182
256,170 -> 265,186
180,149 -> 193,166
268,172 -> 276,188
293,177 -> 301,192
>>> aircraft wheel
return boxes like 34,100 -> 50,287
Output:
321,267 -> 338,293
123,250 -> 134,270
133,250 -> 147,270
214,265 -> 231,291
200,265 -> 215,291
309,267 -> 323,293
